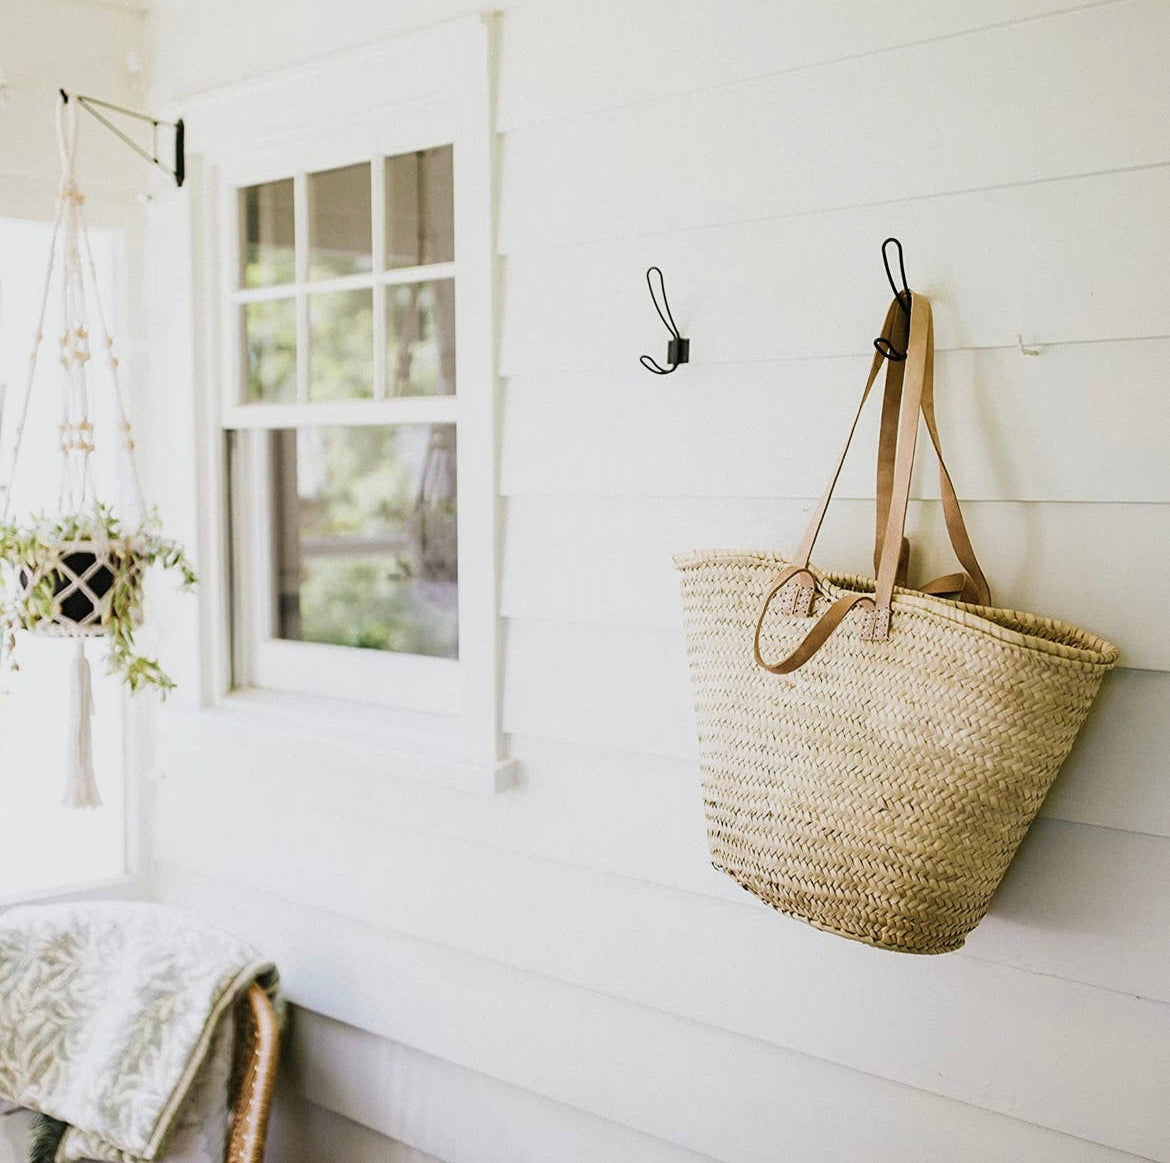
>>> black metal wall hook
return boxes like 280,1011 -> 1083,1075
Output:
60,89 -> 186,187
873,236 -> 911,362
639,266 -> 690,375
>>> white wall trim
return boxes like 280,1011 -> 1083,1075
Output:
169,14 -> 508,786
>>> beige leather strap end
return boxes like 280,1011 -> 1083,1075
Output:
862,605 -> 892,641
753,567 -> 819,673
776,575 -> 816,618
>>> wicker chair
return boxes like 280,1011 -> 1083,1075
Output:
226,983 -> 281,1163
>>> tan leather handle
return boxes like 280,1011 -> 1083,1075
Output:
914,309 -> 990,605
874,302 -> 910,580
755,589 -> 875,675
784,297 -> 987,602
872,298 -> 988,604
872,293 -> 932,619
787,299 -> 903,573
754,291 -> 990,675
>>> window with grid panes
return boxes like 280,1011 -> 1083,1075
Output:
226,146 -> 465,708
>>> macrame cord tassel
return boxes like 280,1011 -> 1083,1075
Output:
65,637 -> 101,808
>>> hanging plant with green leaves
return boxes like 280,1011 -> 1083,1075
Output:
0,506 -> 196,694
0,100 -> 196,808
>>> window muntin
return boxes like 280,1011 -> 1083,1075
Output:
234,146 -> 455,407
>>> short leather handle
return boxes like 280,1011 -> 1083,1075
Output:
755,590 -> 875,675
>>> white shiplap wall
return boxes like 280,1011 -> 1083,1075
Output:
0,0 -> 149,220
143,1 -> 1170,1160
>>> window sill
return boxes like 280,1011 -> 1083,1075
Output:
159,689 -> 517,795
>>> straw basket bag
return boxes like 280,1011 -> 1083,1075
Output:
675,292 -> 1118,954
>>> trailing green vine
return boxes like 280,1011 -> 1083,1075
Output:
0,505 -> 196,695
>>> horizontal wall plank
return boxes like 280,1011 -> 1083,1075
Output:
155,691 -> 1170,934
151,769 -> 1170,1152
152,754 -> 1170,1001
501,496 -> 1165,668
503,619 -> 699,760
291,1010 -> 726,1163
500,165 -> 1170,376
502,340 -> 1170,504
499,0 -> 1169,249
268,1095 -> 445,1163
154,718 -> 730,901
497,0 -> 1110,131
502,619 -> 1167,836
1041,668 -> 1170,837
154,0 -> 503,109
964,819 -> 1170,997
153,869 -> 1152,1163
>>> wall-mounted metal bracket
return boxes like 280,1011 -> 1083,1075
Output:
59,89 -> 185,187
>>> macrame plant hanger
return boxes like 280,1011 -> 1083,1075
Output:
2,98 -> 148,807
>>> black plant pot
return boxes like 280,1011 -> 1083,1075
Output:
21,551 -> 117,627
60,551 -> 116,623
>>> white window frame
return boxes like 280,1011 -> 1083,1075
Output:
180,18 -> 509,790
223,128 -> 463,714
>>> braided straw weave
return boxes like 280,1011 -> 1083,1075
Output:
675,553 -> 1117,953
674,293 -> 1118,954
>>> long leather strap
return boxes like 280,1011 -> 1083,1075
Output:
914,309 -> 990,604
790,297 -> 987,600
871,302 -> 988,603
754,291 -> 991,673
872,294 -> 933,621
789,298 -> 904,575
874,302 -> 909,581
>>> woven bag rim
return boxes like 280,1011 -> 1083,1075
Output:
674,549 -> 1119,669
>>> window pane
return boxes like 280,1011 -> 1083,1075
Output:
243,298 -> 297,402
271,425 -> 458,659
385,145 -> 454,269
241,179 -> 295,288
309,289 -> 373,400
309,162 -> 372,280
387,279 -> 456,397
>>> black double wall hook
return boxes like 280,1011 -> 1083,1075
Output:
873,237 -> 911,362
640,266 -> 690,375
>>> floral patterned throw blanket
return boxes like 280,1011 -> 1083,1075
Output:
0,902 -> 276,1163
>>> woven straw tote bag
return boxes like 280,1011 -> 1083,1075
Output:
675,292 -> 1118,954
